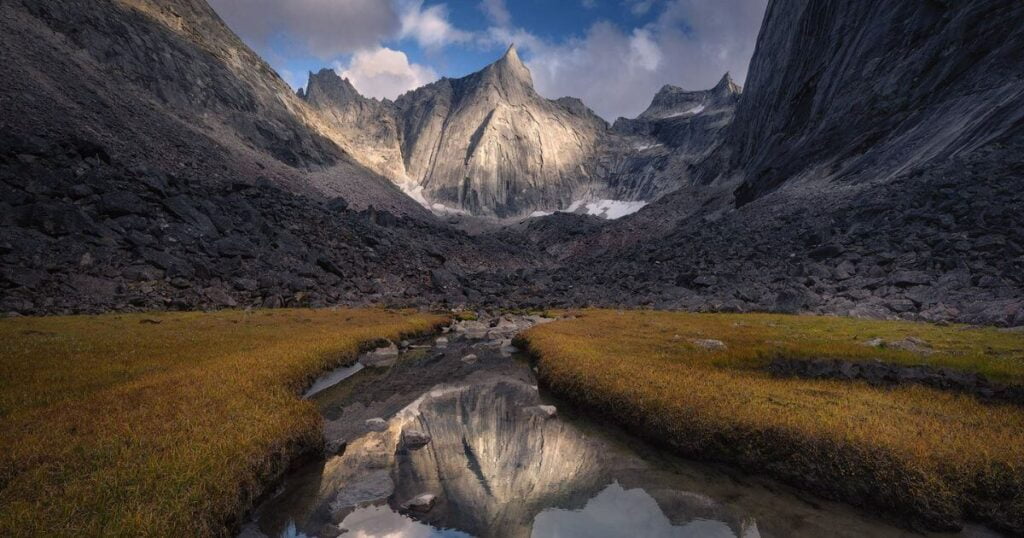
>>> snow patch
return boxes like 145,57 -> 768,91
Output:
430,202 -> 470,216
665,103 -> 705,118
633,142 -> 664,151
578,199 -> 648,219
528,199 -> 648,220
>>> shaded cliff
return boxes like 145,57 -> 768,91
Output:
726,0 -> 1024,205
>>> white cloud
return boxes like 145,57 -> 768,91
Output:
582,0 -> 598,8
628,28 -> 662,71
480,0 -> 512,27
627,0 -> 657,15
338,47 -> 439,100
207,0 -> 398,58
523,0 -> 769,120
397,0 -> 472,50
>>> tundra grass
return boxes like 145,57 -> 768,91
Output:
0,308 -> 446,537
522,310 -> 1024,533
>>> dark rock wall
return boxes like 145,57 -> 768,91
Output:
728,0 -> 1024,204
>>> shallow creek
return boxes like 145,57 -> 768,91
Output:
240,316 -> 1002,538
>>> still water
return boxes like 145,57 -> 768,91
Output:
242,319 -> 1001,538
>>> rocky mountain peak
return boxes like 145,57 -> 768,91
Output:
712,72 -> 742,97
303,68 -> 364,109
485,43 -> 534,95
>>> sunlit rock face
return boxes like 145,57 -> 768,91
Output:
391,379 -> 607,537
300,45 -> 743,219
301,70 -> 409,188
394,46 -> 608,218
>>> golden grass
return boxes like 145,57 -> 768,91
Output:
0,308 -> 446,537
522,310 -> 1024,533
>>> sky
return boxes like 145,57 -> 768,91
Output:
207,0 -> 769,120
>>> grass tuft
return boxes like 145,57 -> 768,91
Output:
522,310 -> 1024,533
0,308 -> 446,537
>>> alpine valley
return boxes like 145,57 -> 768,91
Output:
1,0 -> 1022,325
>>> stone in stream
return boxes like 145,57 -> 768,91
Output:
402,429 -> 432,450
435,336 -> 449,347
360,342 -> 400,368
461,353 -> 478,364
329,469 -> 395,520
522,405 -> 557,419
365,418 -> 388,432
317,523 -> 343,538
401,493 -> 437,513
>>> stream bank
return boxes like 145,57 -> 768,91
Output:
240,315 -> 1003,538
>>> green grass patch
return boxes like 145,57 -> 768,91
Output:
522,310 -> 1024,533
0,308 -> 447,537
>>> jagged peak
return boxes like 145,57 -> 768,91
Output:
302,68 -> 364,105
713,72 -> 742,95
491,43 -> 533,88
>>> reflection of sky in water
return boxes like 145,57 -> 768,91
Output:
335,506 -> 473,538
532,483 -> 756,538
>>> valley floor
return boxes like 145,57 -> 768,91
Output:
2,308 -> 1022,536
521,311 -> 1024,534
0,308 -> 447,536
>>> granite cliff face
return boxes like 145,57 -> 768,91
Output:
299,46 -> 741,218
300,69 -> 409,189
510,0 -> 1024,326
723,0 -> 1024,205
394,46 -> 610,217
0,0 -> 520,314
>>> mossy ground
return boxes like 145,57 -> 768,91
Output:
0,308 -> 446,537
522,310 -> 1024,533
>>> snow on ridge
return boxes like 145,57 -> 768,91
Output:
582,199 -> 648,219
529,199 -> 648,221
664,103 -> 705,118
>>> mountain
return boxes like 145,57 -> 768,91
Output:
722,0 -> 1024,206
300,69 -> 409,190
597,73 -> 742,202
1,0 -> 1021,326
396,45 -> 613,218
299,46 -> 617,218
300,47 -> 742,219
514,0 -> 1024,326
0,0 -> 523,314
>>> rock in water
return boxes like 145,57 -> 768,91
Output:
365,418 -> 388,432
400,493 -> 436,513
401,429 -> 432,450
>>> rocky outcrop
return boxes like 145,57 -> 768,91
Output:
300,69 -> 409,188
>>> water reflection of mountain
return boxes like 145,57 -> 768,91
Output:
391,378 -> 754,538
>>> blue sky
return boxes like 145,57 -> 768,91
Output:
208,0 -> 768,120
